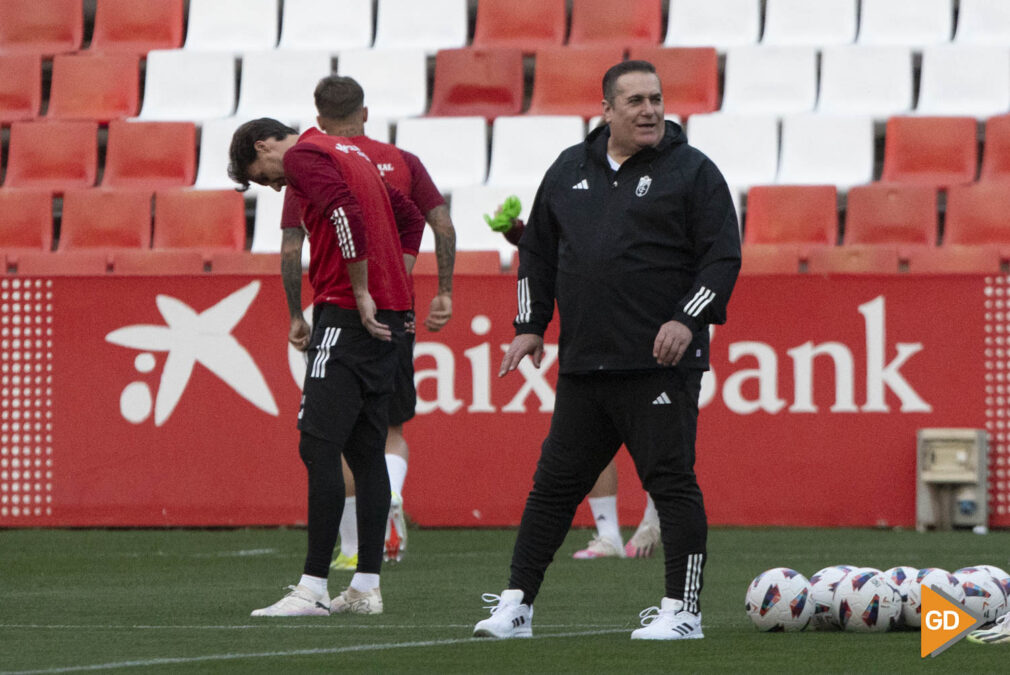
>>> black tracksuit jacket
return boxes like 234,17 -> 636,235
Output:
514,120 -> 742,374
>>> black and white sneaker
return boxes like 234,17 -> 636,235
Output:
472,589 -> 533,638
631,598 -> 703,640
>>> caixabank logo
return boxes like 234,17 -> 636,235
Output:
921,586 -> 984,658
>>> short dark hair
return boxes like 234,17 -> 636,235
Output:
314,75 -> 365,119
227,117 -> 296,191
602,60 -> 658,102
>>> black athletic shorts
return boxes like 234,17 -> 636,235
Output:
387,325 -> 417,426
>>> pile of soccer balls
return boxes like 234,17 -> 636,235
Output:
745,565 -> 1010,632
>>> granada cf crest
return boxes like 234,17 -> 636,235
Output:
636,175 -> 652,197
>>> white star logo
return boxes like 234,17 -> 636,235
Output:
105,281 -> 279,426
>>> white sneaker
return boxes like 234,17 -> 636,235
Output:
624,520 -> 661,558
473,589 -> 533,638
631,598 -> 704,640
384,491 -> 407,562
968,613 -> 1010,644
250,585 -> 331,617
572,535 -> 625,559
330,586 -> 384,615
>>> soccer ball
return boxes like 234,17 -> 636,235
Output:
972,565 -> 1010,613
903,568 -> 966,629
831,569 -> 902,632
954,568 -> 1007,623
884,565 -> 918,593
745,567 -> 814,632
808,565 -> 854,630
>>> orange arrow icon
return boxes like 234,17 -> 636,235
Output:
921,585 -> 985,658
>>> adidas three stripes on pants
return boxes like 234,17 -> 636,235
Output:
508,368 -> 707,611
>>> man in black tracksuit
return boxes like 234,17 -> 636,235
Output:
473,60 -> 741,640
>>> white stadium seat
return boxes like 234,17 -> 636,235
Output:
816,45 -> 913,118
373,0 -> 468,55
279,0 -> 374,51
337,48 -> 428,120
194,117 -> 252,190
955,0 -> 1010,45
721,46 -> 818,115
136,50 -> 236,121
486,116 -> 585,187
184,0 -> 278,53
395,116 -> 488,194
857,0 -> 953,48
777,114 -> 874,191
251,189 -> 310,266
761,0 -> 857,47
665,0 -> 761,51
686,113 -> 779,197
916,45 -> 1010,118
441,184 -> 537,268
235,50 -> 333,125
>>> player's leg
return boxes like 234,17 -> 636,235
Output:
625,493 -> 661,559
383,329 -> 415,561
331,456 -> 358,571
572,459 -> 625,559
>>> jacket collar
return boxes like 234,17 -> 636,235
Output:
584,119 -> 685,167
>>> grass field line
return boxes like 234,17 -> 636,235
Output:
0,622 -> 627,631
0,628 -> 630,675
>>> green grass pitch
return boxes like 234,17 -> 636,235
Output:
1,526 -> 1009,673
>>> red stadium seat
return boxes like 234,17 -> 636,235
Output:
0,189 -> 52,251
112,249 -> 206,275
980,113 -> 1010,183
879,116 -> 978,189
844,184 -> 938,246
153,190 -> 247,254
101,121 -> 197,189
12,251 -> 109,275
209,251 -> 281,274
427,48 -> 525,119
568,0 -> 663,48
88,0 -> 184,56
903,245 -> 1004,274
945,183 -> 1010,256
743,185 -> 839,245
4,121 -> 98,193
806,245 -> 901,274
471,0 -> 566,53
0,0 -> 82,56
739,244 -> 805,274
45,54 -> 140,122
628,46 -> 719,118
527,47 -> 626,118
414,250 -> 501,275
58,189 -> 153,250
0,54 -> 42,124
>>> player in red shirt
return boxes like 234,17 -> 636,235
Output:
228,117 -> 425,617
281,75 -> 457,569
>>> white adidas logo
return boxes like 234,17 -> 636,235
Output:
571,179 -> 589,190
652,392 -> 672,405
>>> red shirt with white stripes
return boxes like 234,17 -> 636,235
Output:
282,128 -> 423,311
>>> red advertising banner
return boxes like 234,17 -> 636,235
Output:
0,273 -> 1004,529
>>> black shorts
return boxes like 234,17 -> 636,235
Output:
387,329 -> 417,426
297,304 -> 407,442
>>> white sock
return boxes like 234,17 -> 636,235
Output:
298,574 -> 328,598
588,495 -> 622,547
350,572 -> 380,593
642,495 -> 659,527
339,497 -> 358,557
385,454 -> 408,497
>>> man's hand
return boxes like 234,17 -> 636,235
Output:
356,292 -> 392,341
424,293 -> 452,331
499,333 -> 544,377
289,316 -> 311,352
653,320 -> 693,366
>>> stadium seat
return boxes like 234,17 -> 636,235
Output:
0,190 -> 53,258
4,121 -> 98,192
486,115 -> 585,187
627,47 -> 719,119
955,0 -> 1010,45
111,249 -> 206,275
394,117 -> 488,193
101,121 -> 196,190
721,46 -> 818,115
857,0 -> 953,47
980,114 -> 1010,183
743,185 -> 839,246
471,0 -> 566,53
427,48 -> 525,119
88,0 -> 184,56
806,245 -> 901,274
903,245 -> 1003,273
337,48 -> 428,120
194,117 -> 252,190
568,0 -> 663,49
879,116 -> 978,189
235,50 -> 333,124
136,50 -> 237,121
153,190 -> 247,253
45,54 -> 140,122
686,113 -> 779,196
761,0 -> 857,47
945,183 -> 1010,253
817,45 -> 913,118
442,184 -> 537,268
916,46 -> 1010,118
664,0 -> 761,51
844,184 -> 938,246
249,189 -> 311,266
739,244 -> 805,274
415,250 -> 501,275
11,250 -> 109,275
372,0 -> 467,54
526,47 -> 626,118
279,0 -> 373,51
0,54 -> 42,124
0,0 -> 82,56
776,114 -> 874,191
184,0 -> 278,52
209,251 -> 281,275
58,189 -> 153,250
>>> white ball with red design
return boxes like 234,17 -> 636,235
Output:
744,567 -> 814,632
831,569 -> 902,632
955,567 -> 1008,622
808,565 -> 855,630
970,565 -> 1010,617
903,568 -> 966,629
